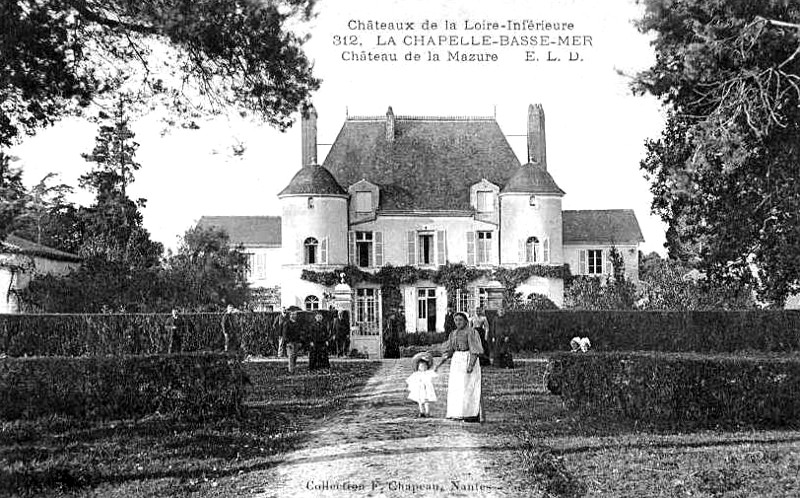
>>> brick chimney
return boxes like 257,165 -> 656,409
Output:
386,106 -> 395,143
527,103 -> 547,169
301,105 -> 317,166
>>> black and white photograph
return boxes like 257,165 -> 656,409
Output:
2,0 -> 800,496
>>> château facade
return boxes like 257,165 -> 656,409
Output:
200,104 -> 643,333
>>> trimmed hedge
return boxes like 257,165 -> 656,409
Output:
493,310 -> 800,353
0,353 -> 246,421
551,352 -> 800,427
5,310 -> 800,357
0,311 -> 329,357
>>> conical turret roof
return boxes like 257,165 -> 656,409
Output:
501,162 -> 565,195
278,164 -> 346,197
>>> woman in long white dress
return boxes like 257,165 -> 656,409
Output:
435,312 -> 484,422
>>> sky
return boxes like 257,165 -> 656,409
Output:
10,0 -> 668,255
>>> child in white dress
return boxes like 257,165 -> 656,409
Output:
407,353 -> 437,418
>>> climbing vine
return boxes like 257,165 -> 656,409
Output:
301,262 -> 571,309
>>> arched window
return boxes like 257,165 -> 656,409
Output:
304,295 -> 320,311
525,236 -> 540,263
304,237 -> 318,264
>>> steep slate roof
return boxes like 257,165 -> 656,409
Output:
2,235 -> 81,262
322,115 -> 521,210
562,210 -> 644,245
502,162 -> 565,195
278,164 -> 346,196
197,216 -> 281,247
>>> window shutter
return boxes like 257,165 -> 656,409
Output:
466,231 -> 475,265
321,237 -> 328,264
256,254 -> 266,279
606,250 -> 614,275
436,230 -> 446,265
403,286 -> 416,332
407,231 -> 416,265
543,238 -> 550,263
348,231 -> 355,265
374,231 -> 383,267
579,250 -> 586,274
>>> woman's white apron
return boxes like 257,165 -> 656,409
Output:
446,351 -> 482,418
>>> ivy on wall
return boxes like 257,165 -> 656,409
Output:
301,263 -> 571,309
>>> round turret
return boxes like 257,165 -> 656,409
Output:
499,162 -> 564,266
279,165 -> 348,268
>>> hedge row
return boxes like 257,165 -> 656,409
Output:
494,310 -> 800,353
0,353 -> 246,421
0,311 -> 329,357
549,352 -> 800,428
4,310 -> 800,357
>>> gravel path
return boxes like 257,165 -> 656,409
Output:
253,359 -> 534,497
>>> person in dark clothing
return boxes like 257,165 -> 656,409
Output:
273,308 -> 289,357
471,306 -> 491,366
283,310 -> 302,372
221,304 -> 239,352
165,308 -> 186,353
384,310 -> 401,359
332,309 -> 350,357
444,306 -> 457,335
491,308 -> 515,368
308,312 -> 330,370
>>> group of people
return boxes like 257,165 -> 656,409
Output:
272,307 -> 351,373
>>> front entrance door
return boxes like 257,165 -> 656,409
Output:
417,288 -> 437,332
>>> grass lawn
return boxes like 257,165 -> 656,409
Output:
0,360 -> 381,497
476,360 -> 800,497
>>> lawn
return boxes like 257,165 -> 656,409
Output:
0,360 -> 381,497
474,360 -> 800,497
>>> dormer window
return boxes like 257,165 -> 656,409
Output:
355,191 -> 372,213
476,191 -> 494,212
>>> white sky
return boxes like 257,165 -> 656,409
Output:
10,0 -> 668,255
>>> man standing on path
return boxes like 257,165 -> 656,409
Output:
284,310 -> 302,372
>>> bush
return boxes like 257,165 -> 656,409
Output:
551,352 -> 800,427
0,311 -> 327,357
0,353 -> 246,421
494,310 -> 800,353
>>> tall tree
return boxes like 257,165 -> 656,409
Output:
164,226 -> 250,311
1,0 -> 319,149
12,173 -> 76,250
635,0 -> 800,305
78,99 -> 162,267
0,152 -> 26,240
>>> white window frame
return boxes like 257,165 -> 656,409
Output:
304,295 -> 320,310
304,237 -> 318,264
525,236 -> 539,263
356,231 -> 373,268
587,249 -> 603,275
476,231 -> 493,265
355,288 -> 378,325
418,232 -> 435,266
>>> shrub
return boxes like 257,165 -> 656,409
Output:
496,310 -> 800,353
0,353 -> 246,421
551,352 -> 800,427
0,311 -> 327,357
